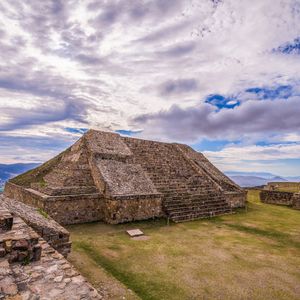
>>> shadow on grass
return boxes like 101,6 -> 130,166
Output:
223,223 -> 300,249
73,241 -> 186,300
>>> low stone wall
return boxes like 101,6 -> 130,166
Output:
1,195 -> 71,257
292,193 -> 300,210
4,181 -> 46,209
4,181 -> 105,225
224,191 -> 247,208
43,193 -> 104,225
265,182 -> 300,192
104,195 -> 163,224
260,190 -> 294,206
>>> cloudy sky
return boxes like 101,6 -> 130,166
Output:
0,0 -> 300,176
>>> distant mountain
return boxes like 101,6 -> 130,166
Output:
271,176 -> 287,182
0,163 -> 40,190
229,176 -> 269,187
285,176 -> 300,182
227,171 -> 294,187
225,171 -> 278,179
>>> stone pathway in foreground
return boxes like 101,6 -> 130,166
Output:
1,238 -> 103,299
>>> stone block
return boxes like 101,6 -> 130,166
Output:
126,229 -> 144,237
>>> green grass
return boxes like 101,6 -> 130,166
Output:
68,190 -> 300,300
10,149 -> 68,187
37,208 -> 49,219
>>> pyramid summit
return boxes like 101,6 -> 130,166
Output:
4,129 -> 246,224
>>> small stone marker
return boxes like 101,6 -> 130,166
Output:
126,229 -> 144,237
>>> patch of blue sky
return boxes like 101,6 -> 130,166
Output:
245,85 -> 293,100
115,130 -> 142,136
205,94 -> 240,109
256,140 -> 298,146
274,37 -> 300,54
64,127 -> 88,134
191,139 -> 240,152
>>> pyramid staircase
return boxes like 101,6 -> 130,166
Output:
124,138 -> 233,222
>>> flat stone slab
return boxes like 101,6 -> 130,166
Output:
126,229 -> 144,237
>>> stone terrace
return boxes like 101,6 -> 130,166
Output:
0,195 -> 102,299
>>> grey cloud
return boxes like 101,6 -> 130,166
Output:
89,0 -> 183,28
159,79 -> 199,96
0,69 -> 100,131
156,41 -> 196,58
0,133 -> 78,163
0,99 -> 88,131
134,97 -> 300,142
135,20 -> 192,44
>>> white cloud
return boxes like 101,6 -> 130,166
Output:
204,143 -> 300,176
0,0 -> 299,174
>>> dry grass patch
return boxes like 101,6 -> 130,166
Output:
68,190 -> 300,300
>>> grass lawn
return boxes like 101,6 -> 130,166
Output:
67,190 -> 300,300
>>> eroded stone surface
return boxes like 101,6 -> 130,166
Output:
0,238 -> 103,300
11,239 -> 102,299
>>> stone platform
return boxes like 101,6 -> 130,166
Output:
4,129 -> 246,224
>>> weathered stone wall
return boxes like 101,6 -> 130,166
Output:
265,182 -> 300,192
292,193 -> 300,210
1,195 -> 71,257
260,190 -> 294,206
4,181 -> 46,209
4,182 -> 105,225
43,193 -> 104,225
224,191 -> 247,208
104,195 -> 163,224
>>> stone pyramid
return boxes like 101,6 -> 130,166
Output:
4,130 -> 246,224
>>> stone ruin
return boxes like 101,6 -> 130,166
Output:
4,129 -> 246,225
0,129 -> 247,298
260,182 -> 300,210
0,195 -> 101,299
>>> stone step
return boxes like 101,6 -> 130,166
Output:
164,197 -> 227,206
171,210 -> 233,223
166,203 -> 229,213
169,206 -> 231,217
